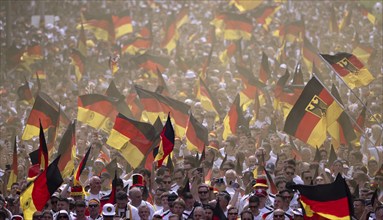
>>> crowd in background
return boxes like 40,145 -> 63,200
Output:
0,0 -> 383,219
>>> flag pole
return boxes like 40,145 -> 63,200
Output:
318,53 -> 382,128
313,74 -> 377,147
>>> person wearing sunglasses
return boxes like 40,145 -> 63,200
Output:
272,209 -> 286,220
227,207 -> 239,220
87,199 -> 101,220
240,210 -> 254,220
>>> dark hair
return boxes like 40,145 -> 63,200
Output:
116,190 -> 128,200
75,200 -> 86,208
248,195 -> 260,203
240,210 -> 254,219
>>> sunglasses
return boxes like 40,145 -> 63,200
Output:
249,205 -> 258,208
57,216 -> 68,219
163,181 -> 171,184
228,212 -> 238,215
286,172 -> 294,175
198,191 -> 208,194
89,204 -> 99,208
274,214 -> 284,218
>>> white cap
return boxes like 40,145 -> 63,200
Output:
102,203 -> 116,217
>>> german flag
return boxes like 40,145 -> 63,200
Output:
274,70 -> 300,118
219,41 -> 238,65
74,147 -> 91,186
161,13 -> 178,54
200,43 -> 214,80
339,9 -> 352,31
185,114 -> 209,152
284,76 -> 343,147
121,37 -> 152,55
20,156 -> 63,220
253,5 -> 281,31
77,22 -> 87,57
107,113 -> 157,168
222,94 -> 244,140
126,91 -> 143,120
70,49 -> 86,81
289,174 -> 353,219
302,37 -> 322,72
328,85 -> 357,148
292,63 -> 304,85
77,94 -> 120,133
57,121 -> 76,178
273,19 -> 304,42
352,43 -> 374,64
329,6 -> 339,33
212,198 -> 228,220
259,51 -> 271,84
353,104 -> 366,146
359,6 -> 376,25
222,12 -> 253,40
17,78 -> 34,105
176,7 -> 189,29
132,53 -> 170,76
7,137 -> 18,191
112,10 -> 133,40
105,80 -> 124,100
81,13 -> 114,42
230,0 -> 262,12
38,121 -> 49,170
22,44 -> 43,61
320,52 -> 375,89
154,114 -> 175,167
135,86 -> 190,137
138,21 -> 152,39
22,93 -> 61,140
196,78 -> 222,121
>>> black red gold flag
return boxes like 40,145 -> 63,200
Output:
132,53 -> 170,76
17,78 -> 34,104
81,13 -> 114,42
121,37 -> 152,56
185,114 -> 209,152
161,13 -> 178,54
154,114 -> 175,167
70,49 -> 86,81
284,77 -> 343,147
222,94 -> 244,140
320,52 -> 375,89
259,51 -> 271,84
196,77 -> 222,121
302,37 -> 322,72
20,156 -> 63,220
289,174 -> 353,219
253,4 -> 281,31
107,113 -> 157,168
222,12 -> 253,40
56,121 -> 76,178
7,137 -> 18,190
230,0 -> 262,12
112,10 -> 133,40
74,147 -> 91,186
38,121 -> 49,170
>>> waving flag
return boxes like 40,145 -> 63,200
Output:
320,52 -> 375,89
17,78 -> 34,105
155,114 -> 175,167
7,137 -> 18,191
185,114 -> 209,152
57,121 -> 76,178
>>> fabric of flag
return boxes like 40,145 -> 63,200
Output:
38,121 -> 49,170
22,44 -> 43,61
73,147 -> 91,186
352,43 -> 373,64
176,7 -> 189,28
112,11 -> 133,40
105,80 -> 124,100
161,13 -> 178,54
196,78 -> 222,121
33,69 -> 47,80
359,6 -> 376,25
121,37 -> 152,55
22,93 -> 61,140
328,85 -> 357,148
77,94 -> 120,133
230,0 -> 262,12
292,63 -> 304,85
212,198 -> 228,220
284,77 -> 344,147
259,51 -> 271,83
135,86 -> 190,137
100,172 -> 118,208
329,7 -> 339,33
185,114 -> 209,152
273,70 -> 300,118
253,5 -> 281,31
81,13 -> 114,42
339,10 -> 352,31
320,52 -> 375,89
57,121 -> 76,178
219,41 -> 238,65
222,94 -> 244,140
126,92 -> 143,120
77,22 -> 87,57
200,43 -> 214,80
17,78 -> 34,104
221,12 -> 253,40
107,113 -> 157,168
138,21 -> 152,38
302,37 -> 323,75
109,54 -> 120,75
328,144 -> 338,165
273,19 -> 304,42
7,137 -> 18,191
155,115 -> 175,167
132,53 -> 170,76
289,174 -> 353,220
70,49 -> 85,81
20,156 -> 63,220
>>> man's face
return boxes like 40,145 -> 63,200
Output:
172,204 -> 184,215
116,199 -> 127,209
88,203 -> 100,217
284,168 -> 295,181
75,206 -> 86,217
205,209 -> 213,219
353,201 -> 365,213
138,207 -> 150,219
90,178 -> 102,193
302,172 -> 313,184
162,177 -> 172,190
174,171 -> 183,185
57,201 -> 69,211
198,187 -> 209,200
273,197 -> 284,209
248,202 -> 259,213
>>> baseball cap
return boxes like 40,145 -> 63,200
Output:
102,203 -> 115,217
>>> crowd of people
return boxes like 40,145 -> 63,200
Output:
0,0 -> 383,219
